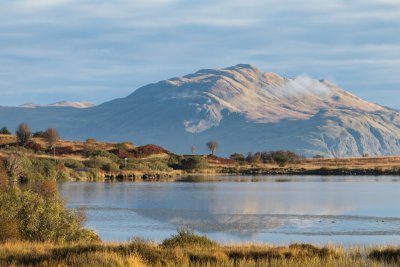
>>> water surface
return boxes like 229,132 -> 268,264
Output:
60,176 -> 400,245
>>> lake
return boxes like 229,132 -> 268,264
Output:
60,175 -> 400,246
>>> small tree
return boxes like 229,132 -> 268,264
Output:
0,127 -> 11,135
45,128 -> 61,157
191,145 -> 196,155
16,123 -> 32,147
45,128 -> 60,147
206,141 -> 219,155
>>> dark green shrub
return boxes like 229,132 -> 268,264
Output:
180,157 -> 208,170
169,156 -> 208,171
272,152 -> 291,167
0,127 -> 11,135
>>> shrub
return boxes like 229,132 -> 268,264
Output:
246,150 -> 303,166
0,186 -> 100,243
168,156 -> 208,171
230,153 -> 245,162
162,228 -> 218,249
0,127 -> 11,135
130,144 -> 169,158
84,156 -> 120,172
272,152 -> 291,167
26,141 -> 44,152
115,142 -> 135,151
28,158 -> 58,180
63,159 -> 85,169
179,156 -> 208,171
0,215 -> 20,242
126,158 -> 173,172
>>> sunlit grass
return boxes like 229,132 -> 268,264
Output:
1,234 -> 400,267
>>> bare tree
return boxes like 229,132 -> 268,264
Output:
191,145 -> 196,155
45,128 -> 60,157
16,123 -> 32,146
5,153 -> 24,180
206,141 -> 219,155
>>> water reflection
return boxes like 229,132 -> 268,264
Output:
60,176 -> 400,245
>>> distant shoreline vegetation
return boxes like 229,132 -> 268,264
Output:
2,123 -> 400,184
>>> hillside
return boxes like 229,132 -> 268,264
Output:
1,64 -> 400,157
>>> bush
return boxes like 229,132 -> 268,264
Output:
0,186 -> 100,243
0,215 -> 20,242
63,159 -> 85,169
28,158 -> 58,180
179,156 -> 208,171
84,156 -> 120,172
26,141 -> 44,153
168,156 -> 208,171
162,228 -> 218,249
246,150 -> 303,166
230,153 -> 245,162
130,144 -> 169,158
84,149 -> 120,162
0,127 -> 11,135
126,158 -> 173,172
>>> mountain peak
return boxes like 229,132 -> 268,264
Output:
3,64 -> 399,158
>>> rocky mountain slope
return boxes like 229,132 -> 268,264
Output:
1,64 -> 400,157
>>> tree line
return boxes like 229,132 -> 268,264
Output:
230,150 -> 304,166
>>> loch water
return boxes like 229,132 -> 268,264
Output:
60,175 -> 400,245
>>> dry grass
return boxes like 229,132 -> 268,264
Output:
0,240 -> 400,267
212,155 -> 400,173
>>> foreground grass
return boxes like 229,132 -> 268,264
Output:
2,232 -> 400,267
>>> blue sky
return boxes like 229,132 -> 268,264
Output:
1,0 -> 400,108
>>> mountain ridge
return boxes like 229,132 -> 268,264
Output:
0,64 -> 399,157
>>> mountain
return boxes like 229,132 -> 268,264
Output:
1,64 -> 400,157
18,101 -> 95,109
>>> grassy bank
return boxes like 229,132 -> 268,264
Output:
3,135 -> 400,184
1,230 -> 400,267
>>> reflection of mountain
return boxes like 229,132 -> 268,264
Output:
60,181 -> 400,242
62,181 -> 359,237
128,182 -> 354,236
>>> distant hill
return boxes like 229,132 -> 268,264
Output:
18,101 -> 95,109
1,64 -> 400,157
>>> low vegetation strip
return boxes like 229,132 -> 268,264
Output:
1,234 -> 400,266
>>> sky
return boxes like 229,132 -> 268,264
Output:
0,0 -> 400,108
